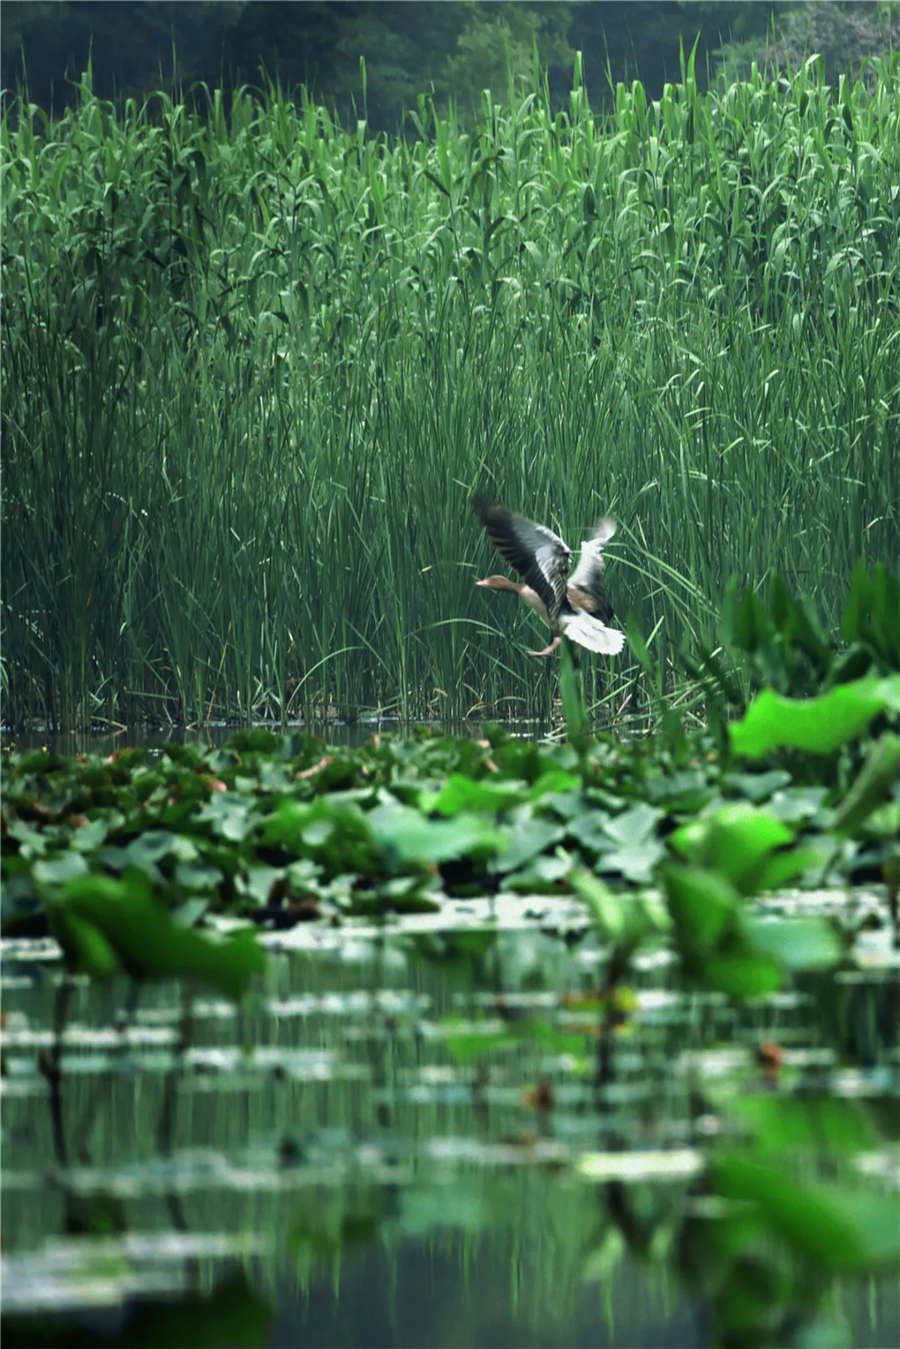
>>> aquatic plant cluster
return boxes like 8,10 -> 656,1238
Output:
4,591 -> 899,983
4,673 -> 899,968
3,54 -> 900,724
3,48 -> 900,1342
3,564 -> 900,1345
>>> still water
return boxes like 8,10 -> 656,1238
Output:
0,720 -> 552,760
2,904 -> 898,1348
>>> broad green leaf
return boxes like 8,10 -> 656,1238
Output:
6,820 -> 50,856
50,909 -> 121,980
753,845 -> 818,892
730,677 -> 900,759
198,792 -> 255,841
11,751 -> 67,776
505,852 -> 572,892
767,786 -> 829,822
603,804 -> 663,847
174,860 -> 224,892
663,864 -> 739,950
742,916 -> 842,971
713,1155 -> 900,1273
52,874 -> 264,998
571,868 -> 626,940
368,802 -> 499,866
262,797 -> 376,872
702,952 -> 783,997
672,805 -> 804,894
526,770 -> 582,801
121,830 -> 183,880
69,817 -> 112,851
644,768 -> 713,811
429,774 -> 526,815
733,1097 -> 878,1155
240,864 -> 285,906
494,816 -> 564,873
378,877 -> 441,912
602,836 -> 665,883
32,852 -> 89,884
723,770 -> 792,804
171,896 -> 212,928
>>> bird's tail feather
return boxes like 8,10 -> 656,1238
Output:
561,611 -> 626,654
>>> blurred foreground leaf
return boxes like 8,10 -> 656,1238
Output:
48,875 -> 264,998
712,1155 -> 900,1273
730,677 -> 900,759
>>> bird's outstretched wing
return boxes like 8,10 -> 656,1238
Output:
567,518 -> 617,624
474,497 -> 570,620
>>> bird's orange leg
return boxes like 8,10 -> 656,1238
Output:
527,636 -> 561,657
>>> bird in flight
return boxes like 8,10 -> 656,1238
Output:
474,498 -> 625,657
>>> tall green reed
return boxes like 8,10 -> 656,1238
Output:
2,56 -> 898,725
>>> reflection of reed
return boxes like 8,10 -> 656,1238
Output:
593,944 -> 632,1103
158,987 -> 201,1289
39,976 -> 75,1167
73,980 -> 142,1164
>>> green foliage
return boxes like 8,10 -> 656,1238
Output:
441,1 -> 573,117
719,1 -> 900,89
2,59 -> 899,726
681,1144 -> 900,1344
687,561 -> 900,743
4,628 -> 895,964
558,640 -> 590,762
662,855 -> 827,998
45,871 -> 265,996
3,631 -> 899,1346
829,731 -> 900,832
713,1154 -> 900,1273
730,676 -> 900,758
2,3 -> 791,133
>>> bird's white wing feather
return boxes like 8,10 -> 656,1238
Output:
569,518 -> 616,590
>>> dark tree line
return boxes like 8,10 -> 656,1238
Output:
3,3 -> 896,128
2,1 -> 771,125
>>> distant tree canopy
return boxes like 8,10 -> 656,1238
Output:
2,1 -> 897,128
719,1 -> 899,87
1,1 -> 767,125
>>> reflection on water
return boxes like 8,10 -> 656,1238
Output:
1,923 -> 898,1348
0,719 -> 551,759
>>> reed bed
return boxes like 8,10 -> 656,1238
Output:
3,55 -> 899,727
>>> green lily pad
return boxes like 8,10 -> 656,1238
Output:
32,852 -> 89,884
602,836 -> 666,883
671,805 -> 797,896
368,802 -> 500,867
429,774 -> 527,816
603,804 -> 664,847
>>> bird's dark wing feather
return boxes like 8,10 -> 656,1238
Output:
474,498 -> 570,620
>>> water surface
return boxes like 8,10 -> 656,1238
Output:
2,902 -> 898,1347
